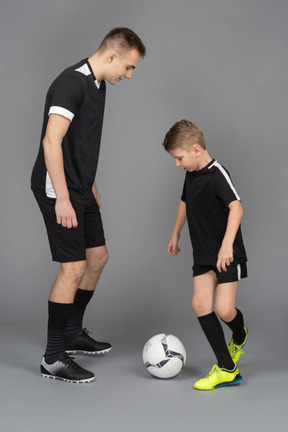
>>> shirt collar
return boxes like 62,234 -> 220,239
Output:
95,79 -> 101,89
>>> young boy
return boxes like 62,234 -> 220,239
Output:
163,120 -> 248,391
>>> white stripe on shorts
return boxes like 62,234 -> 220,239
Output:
237,264 -> 241,280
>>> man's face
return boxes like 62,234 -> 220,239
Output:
105,48 -> 140,85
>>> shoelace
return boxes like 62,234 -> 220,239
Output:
206,365 -> 221,379
81,328 -> 95,341
59,354 -> 83,370
230,343 -> 243,356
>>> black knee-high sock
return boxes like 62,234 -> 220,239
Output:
45,301 -> 73,364
64,289 -> 94,339
198,312 -> 235,370
222,308 -> 246,345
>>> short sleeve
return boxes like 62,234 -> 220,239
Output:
47,74 -> 85,121
213,165 -> 241,207
181,174 -> 187,202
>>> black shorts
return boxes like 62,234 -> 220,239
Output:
34,192 -> 105,263
192,263 -> 247,284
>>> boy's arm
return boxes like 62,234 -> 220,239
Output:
43,114 -> 78,229
216,200 -> 243,272
168,200 -> 187,256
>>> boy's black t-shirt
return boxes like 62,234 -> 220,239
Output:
31,59 -> 106,204
181,159 -> 247,266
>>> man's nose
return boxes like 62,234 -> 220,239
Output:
125,70 -> 133,79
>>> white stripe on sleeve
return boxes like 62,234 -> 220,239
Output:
49,106 -> 74,121
209,161 -> 241,200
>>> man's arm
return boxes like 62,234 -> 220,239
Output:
92,181 -> 101,208
167,200 -> 187,256
43,114 -> 78,228
216,200 -> 244,272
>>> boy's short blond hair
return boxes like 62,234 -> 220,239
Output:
163,119 -> 206,152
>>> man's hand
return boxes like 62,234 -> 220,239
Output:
55,197 -> 78,228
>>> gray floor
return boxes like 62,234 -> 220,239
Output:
0,322 -> 287,432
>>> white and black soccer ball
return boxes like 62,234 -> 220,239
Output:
143,333 -> 187,379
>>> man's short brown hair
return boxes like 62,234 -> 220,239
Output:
163,119 -> 206,152
98,27 -> 146,58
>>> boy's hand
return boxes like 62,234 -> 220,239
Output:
216,200 -> 243,272
168,234 -> 181,257
216,242 -> 233,272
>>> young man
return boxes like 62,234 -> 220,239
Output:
163,120 -> 248,391
31,28 -> 146,383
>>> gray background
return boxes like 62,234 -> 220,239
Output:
0,0 -> 287,430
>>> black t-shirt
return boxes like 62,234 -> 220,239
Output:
31,59 -> 106,204
181,159 -> 247,265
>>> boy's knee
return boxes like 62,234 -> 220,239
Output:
215,306 -> 236,323
192,298 -> 209,316
191,298 -> 199,314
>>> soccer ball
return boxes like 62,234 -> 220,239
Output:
143,333 -> 187,379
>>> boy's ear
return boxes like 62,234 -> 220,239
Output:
192,144 -> 202,157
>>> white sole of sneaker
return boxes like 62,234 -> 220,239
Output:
65,347 -> 112,356
41,373 -> 95,383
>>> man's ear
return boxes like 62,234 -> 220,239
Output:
107,53 -> 117,63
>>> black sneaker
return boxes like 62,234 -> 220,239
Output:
41,354 -> 95,383
65,328 -> 112,355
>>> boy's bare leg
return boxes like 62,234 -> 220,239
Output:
214,281 -> 238,322
192,271 -> 235,370
216,281 -> 247,359
192,271 -> 217,317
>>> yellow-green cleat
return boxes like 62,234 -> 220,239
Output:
228,326 -> 248,364
194,364 -> 242,391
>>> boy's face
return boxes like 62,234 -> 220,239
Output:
104,48 -> 140,85
169,146 -> 201,172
